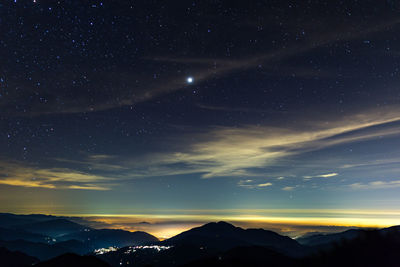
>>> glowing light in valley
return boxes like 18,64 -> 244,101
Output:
94,247 -> 118,255
124,245 -> 172,255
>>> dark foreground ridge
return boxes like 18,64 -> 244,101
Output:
0,247 -> 39,267
1,213 -> 400,267
35,253 -> 110,267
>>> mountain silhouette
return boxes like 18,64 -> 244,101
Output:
0,230 -> 157,261
35,253 -> 110,267
299,229 -> 400,267
0,213 -> 56,228
2,213 -> 400,267
59,228 -> 159,248
0,226 -> 50,243
15,219 -> 90,238
0,247 -> 39,267
0,239 -> 89,260
163,221 -> 306,257
297,229 -> 364,247
377,225 -> 400,236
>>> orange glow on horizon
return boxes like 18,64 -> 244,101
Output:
39,209 -> 400,239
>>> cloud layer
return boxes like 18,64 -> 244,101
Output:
0,161 -> 112,190
350,180 -> 400,190
2,107 -> 400,190
124,107 -> 400,179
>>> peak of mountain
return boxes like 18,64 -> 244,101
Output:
190,221 -> 238,233
210,221 -> 237,227
164,221 -> 305,257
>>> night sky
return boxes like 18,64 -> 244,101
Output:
2,0 -> 400,238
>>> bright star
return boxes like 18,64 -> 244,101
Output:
187,77 -> 193,83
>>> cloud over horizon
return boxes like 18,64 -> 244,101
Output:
117,107 -> 400,179
349,180 -> 400,190
0,160 -> 113,190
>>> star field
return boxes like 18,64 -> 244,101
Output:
1,0 -> 400,235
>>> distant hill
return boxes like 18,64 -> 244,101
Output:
299,229 -> 400,267
35,253 -> 110,267
0,227 -> 51,243
378,225 -> 400,235
163,221 -> 306,257
0,239 -> 91,260
0,247 -> 39,267
97,222 -> 305,267
3,213 -> 400,267
0,213 -> 56,228
296,225 -> 400,258
59,228 -> 159,249
100,226 -> 400,267
297,229 -> 364,246
15,218 -> 90,238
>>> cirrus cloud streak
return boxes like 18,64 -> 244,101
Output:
127,107 -> 400,179
0,161 -> 112,190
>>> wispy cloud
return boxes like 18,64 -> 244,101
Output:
131,107 -> 400,178
258,182 -> 273,187
349,180 -> 400,190
196,103 -> 291,114
0,161 -> 113,190
55,156 -> 126,172
340,158 -> 400,169
27,107 -> 400,183
237,179 -> 272,189
282,186 -> 296,191
304,173 -> 339,179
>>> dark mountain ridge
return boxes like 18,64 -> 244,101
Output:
0,247 -> 39,267
2,213 -> 400,267
0,213 -> 56,228
297,228 -> 365,246
35,253 -> 110,267
0,226 -> 51,243
0,239 -> 88,261
59,228 -> 159,248
163,221 -> 306,257
15,218 -> 90,237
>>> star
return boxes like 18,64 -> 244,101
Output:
187,77 -> 193,83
